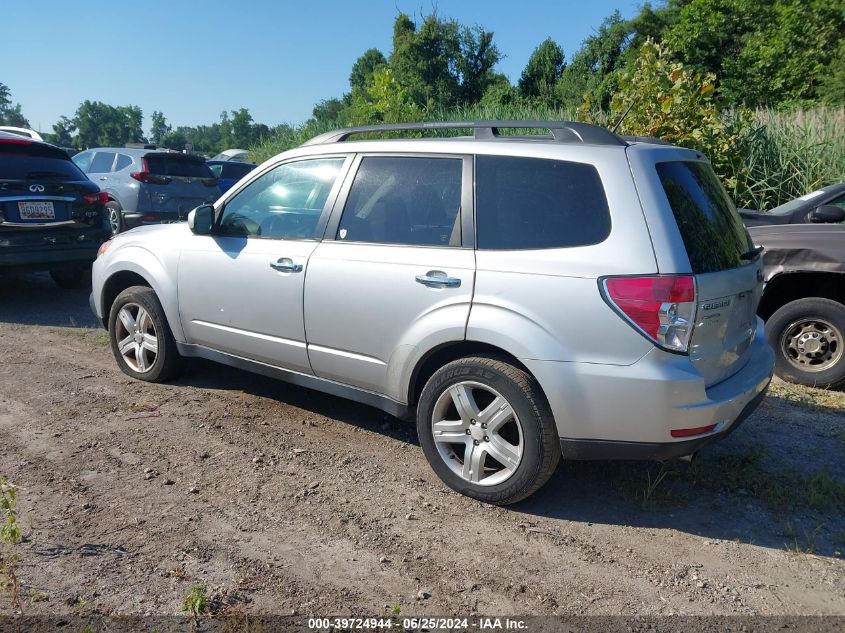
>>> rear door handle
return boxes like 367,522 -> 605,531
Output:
415,271 -> 461,288
270,257 -> 303,273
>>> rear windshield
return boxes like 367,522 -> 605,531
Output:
0,143 -> 86,180
656,161 -> 748,274
475,155 -> 611,250
145,154 -> 213,178
221,163 -> 255,179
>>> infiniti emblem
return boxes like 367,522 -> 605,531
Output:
29,184 -> 45,192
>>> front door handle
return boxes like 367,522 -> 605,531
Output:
270,257 -> 303,273
415,271 -> 461,288
98,177 -> 107,181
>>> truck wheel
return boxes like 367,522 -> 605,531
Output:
416,355 -> 560,505
765,297 -> 845,388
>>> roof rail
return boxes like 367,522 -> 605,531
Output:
302,120 -> 627,147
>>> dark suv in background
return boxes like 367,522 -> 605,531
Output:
0,132 -> 109,288
72,146 -> 219,234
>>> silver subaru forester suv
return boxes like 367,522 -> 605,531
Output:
90,121 -> 774,505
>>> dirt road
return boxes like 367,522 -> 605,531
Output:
0,272 -> 843,618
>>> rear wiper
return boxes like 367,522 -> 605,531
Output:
740,245 -> 765,261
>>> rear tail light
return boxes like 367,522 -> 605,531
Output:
601,275 -> 697,353
130,159 -> 171,185
0,137 -> 31,145
202,177 -> 219,187
82,192 -> 109,205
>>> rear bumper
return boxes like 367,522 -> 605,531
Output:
524,321 -> 775,460
0,244 -> 100,270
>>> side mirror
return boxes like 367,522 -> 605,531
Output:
809,204 -> 845,224
188,204 -> 215,235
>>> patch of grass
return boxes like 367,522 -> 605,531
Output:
93,332 -> 110,346
767,379 -> 845,412
54,327 -> 87,338
689,446 -> 845,512
784,524 -> 822,555
0,478 -> 20,545
181,582 -> 209,616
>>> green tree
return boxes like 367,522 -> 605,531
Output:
664,0 -> 845,106
312,97 -> 348,124
346,67 -> 422,125
0,82 -> 30,128
72,100 -> 144,148
48,115 -> 75,147
149,110 -> 171,144
518,38 -> 565,104
590,39 -> 752,194
819,40 -> 845,104
349,48 -> 387,91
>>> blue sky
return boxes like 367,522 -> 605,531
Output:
1,0 -> 642,135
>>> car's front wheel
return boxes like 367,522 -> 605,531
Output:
109,285 -> 184,382
766,297 -> 845,388
416,355 -> 560,505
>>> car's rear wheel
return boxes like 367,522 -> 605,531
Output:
109,285 -> 183,382
766,297 -> 845,388
49,266 -> 87,289
417,355 -> 560,505
106,201 -> 123,235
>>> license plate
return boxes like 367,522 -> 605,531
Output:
18,201 -> 55,220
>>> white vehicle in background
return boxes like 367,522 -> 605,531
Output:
211,148 -> 249,162
0,126 -> 43,141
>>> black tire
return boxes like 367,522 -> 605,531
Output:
416,355 -> 560,505
106,200 -> 123,235
49,266 -> 88,289
108,285 -> 184,382
765,297 -> 845,389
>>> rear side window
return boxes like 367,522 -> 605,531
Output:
88,151 -> 116,173
475,156 -> 610,250
0,143 -> 86,180
337,156 -> 463,246
145,155 -> 214,178
656,161 -> 748,273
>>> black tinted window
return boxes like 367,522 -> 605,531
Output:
656,161 -> 748,273
221,163 -> 255,179
0,143 -> 86,180
115,154 -> 133,171
145,155 -> 213,178
338,156 -> 462,246
88,151 -> 116,173
475,156 -> 610,249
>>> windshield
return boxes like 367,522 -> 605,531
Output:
767,189 -> 826,215
0,144 -> 86,180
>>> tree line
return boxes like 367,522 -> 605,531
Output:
1,0 -> 842,155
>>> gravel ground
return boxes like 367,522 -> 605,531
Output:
0,272 -> 843,618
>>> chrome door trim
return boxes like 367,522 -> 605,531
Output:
190,319 -> 307,349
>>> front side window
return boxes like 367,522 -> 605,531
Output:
72,151 -> 93,173
218,157 -> 345,239
337,156 -> 463,246
475,156 -> 611,250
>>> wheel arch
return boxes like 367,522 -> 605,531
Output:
99,252 -> 184,341
759,272 -> 845,321
407,340 -> 535,408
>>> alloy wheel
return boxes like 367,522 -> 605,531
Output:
114,303 -> 159,373
430,381 -> 524,486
